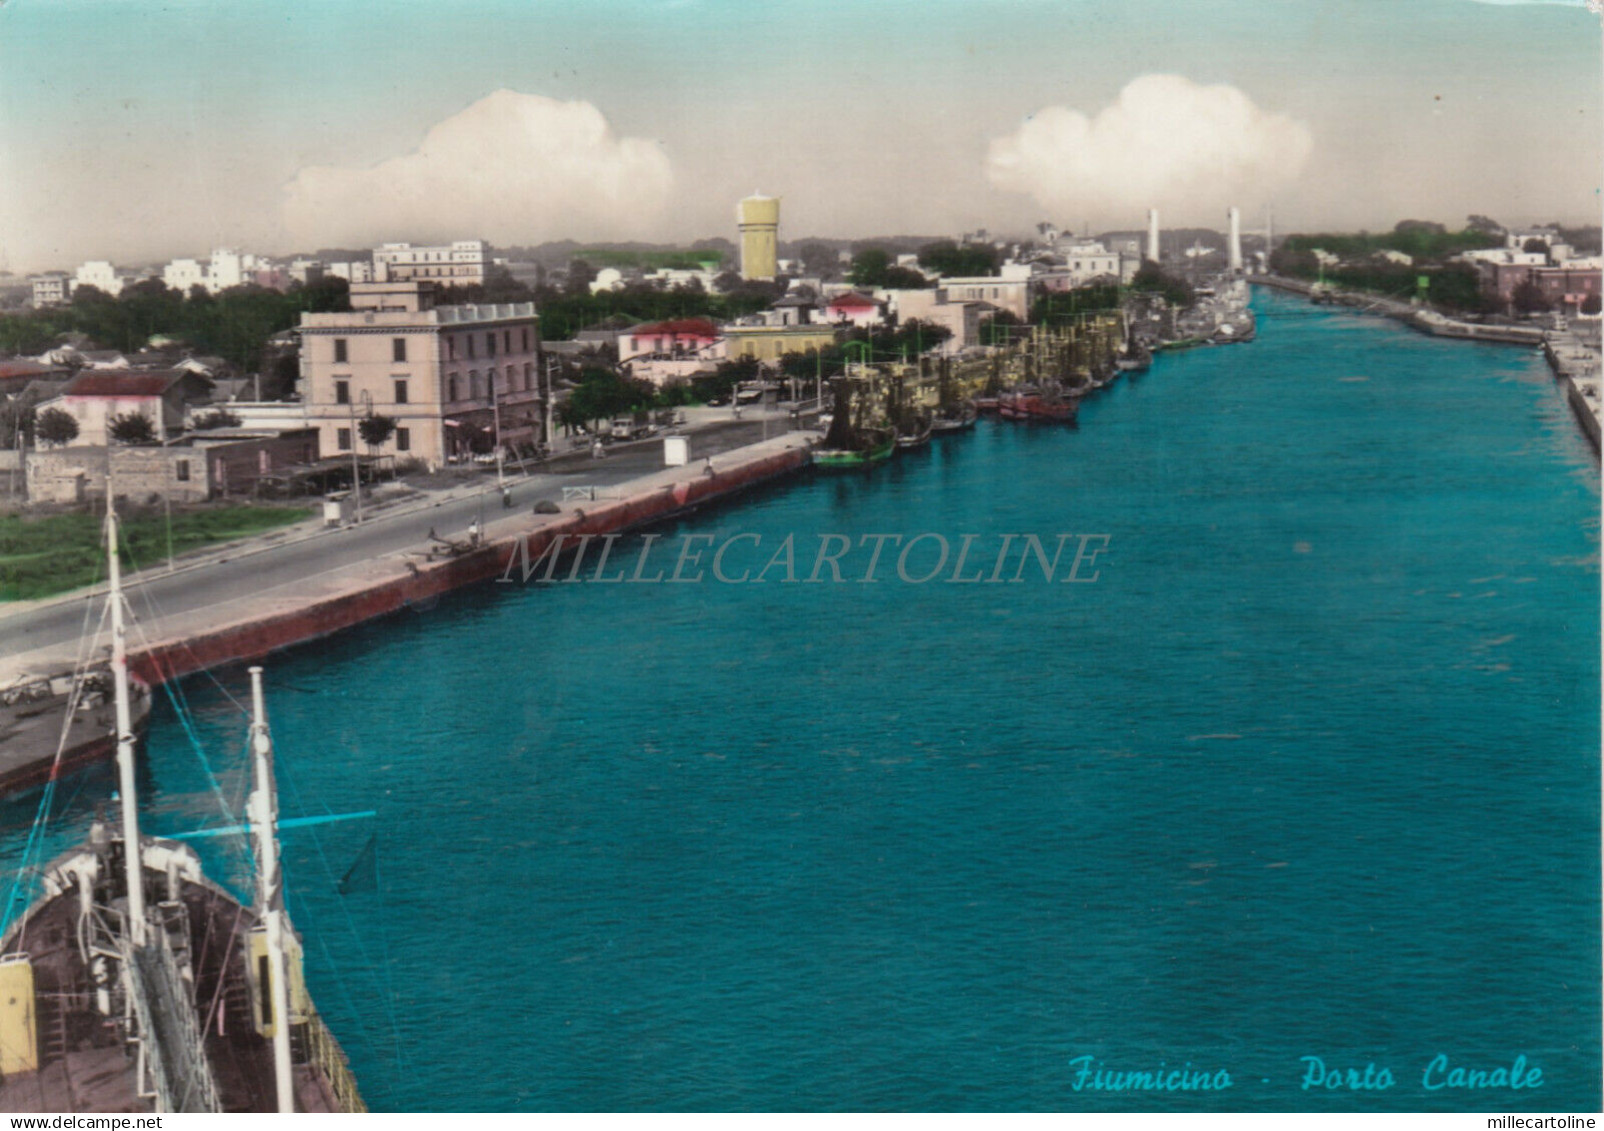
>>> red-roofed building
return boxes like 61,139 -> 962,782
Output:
825,291 -> 886,328
617,318 -> 724,365
39,370 -> 214,446
0,360 -> 69,397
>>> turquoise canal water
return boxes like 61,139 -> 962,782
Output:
3,289 -> 1599,1111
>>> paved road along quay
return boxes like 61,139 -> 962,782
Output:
0,416 -> 814,686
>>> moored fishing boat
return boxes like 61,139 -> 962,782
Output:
814,428 -> 894,469
0,508 -> 364,1114
0,669 -> 152,797
813,377 -> 897,471
894,413 -> 933,451
998,386 -> 1078,423
930,405 -> 977,434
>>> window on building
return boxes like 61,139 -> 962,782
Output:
335,379 -> 350,405
334,338 -> 347,363
523,363 -> 532,390
507,365 -> 515,391
469,370 -> 480,399
175,459 -> 190,482
393,338 -> 407,363
395,378 -> 409,404
467,336 -> 476,359
396,427 -> 411,452
449,376 -> 459,401
486,333 -> 496,358
522,328 -> 530,352
504,330 -> 511,354
447,336 -> 456,360
337,427 -> 351,451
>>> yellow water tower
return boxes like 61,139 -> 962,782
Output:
738,193 -> 780,281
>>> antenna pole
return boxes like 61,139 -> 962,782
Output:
107,503 -> 146,946
248,667 -> 295,1113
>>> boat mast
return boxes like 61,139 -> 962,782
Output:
106,503 -> 146,947
247,667 -> 295,1113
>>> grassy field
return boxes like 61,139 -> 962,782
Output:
0,505 -> 314,601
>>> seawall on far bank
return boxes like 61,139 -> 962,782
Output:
0,435 -> 813,691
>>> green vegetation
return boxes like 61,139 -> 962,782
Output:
1271,247 -> 1492,314
437,265 -> 784,341
846,248 -> 933,290
776,320 -> 953,385
1032,284 -> 1124,322
0,505 -> 313,600
34,407 -> 78,447
0,276 -> 352,370
917,240 -> 1001,278
107,412 -> 156,445
357,413 -> 398,450
1131,262 -> 1195,308
1279,221 -> 1501,263
572,248 -> 725,271
559,369 -> 658,430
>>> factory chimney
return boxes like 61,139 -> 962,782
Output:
1146,209 -> 1160,262
1228,207 -> 1243,273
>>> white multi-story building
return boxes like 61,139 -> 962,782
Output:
1052,240 -> 1120,285
326,260 -> 376,284
372,240 -> 490,286
208,248 -> 254,291
30,273 -> 71,307
72,260 -> 131,297
163,258 -> 208,294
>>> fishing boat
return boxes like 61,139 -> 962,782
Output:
0,508 -> 364,1113
814,429 -> 894,470
813,377 -> 897,471
930,405 -> 977,435
997,386 -> 1078,423
894,408 -> 933,451
0,668 -> 152,797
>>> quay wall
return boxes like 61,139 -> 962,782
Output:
1543,338 -> 1603,457
1564,377 -> 1602,452
127,443 -> 810,687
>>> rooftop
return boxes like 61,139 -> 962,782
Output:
64,371 -> 185,397
625,318 -> 721,338
299,301 -> 537,331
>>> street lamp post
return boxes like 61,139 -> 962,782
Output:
346,389 -> 371,524
543,355 -> 559,457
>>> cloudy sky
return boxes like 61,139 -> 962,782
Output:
0,0 -> 1598,272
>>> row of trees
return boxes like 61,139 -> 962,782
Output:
1270,247 -> 1494,314
0,276 -> 353,369
1280,221 -> 1503,263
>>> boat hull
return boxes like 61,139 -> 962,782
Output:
998,394 -> 1078,422
0,678 -> 153,798
0,841 -> 364,1113
813,437 -> 896,470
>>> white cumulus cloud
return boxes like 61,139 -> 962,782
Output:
985,74 -> 1313,225
282,90 -> 674,248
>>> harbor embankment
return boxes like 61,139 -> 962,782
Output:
0,434 -> 812,689
1543,332 -> 1603,455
